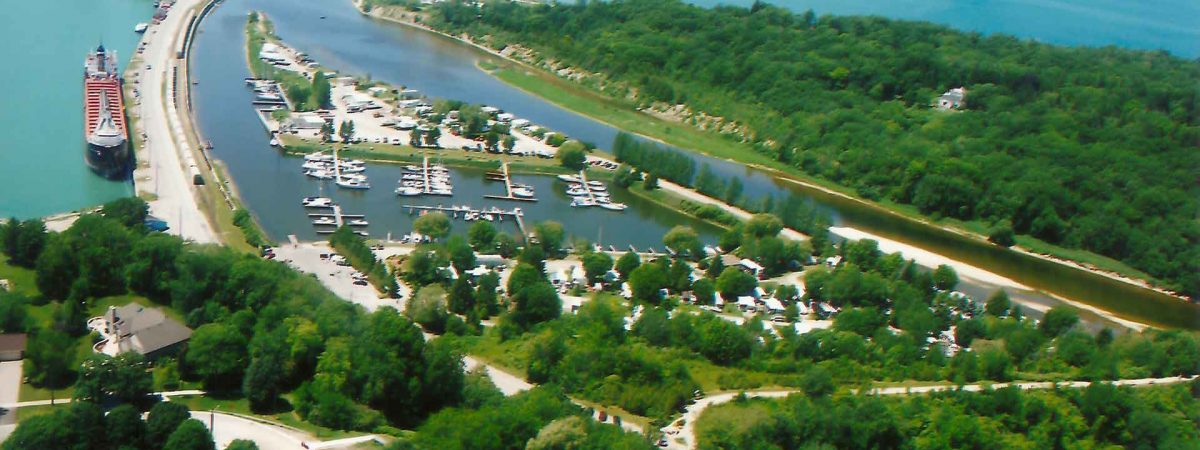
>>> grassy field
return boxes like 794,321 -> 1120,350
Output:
693,399 -> 774,445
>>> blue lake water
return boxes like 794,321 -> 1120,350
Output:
688,0 -> 1200,58
0,0 -> 151,218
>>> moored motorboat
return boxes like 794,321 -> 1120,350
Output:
304,152 -> 333,162
347,219 -> 369,227
395,187 -> 422,196
304,169 -> 334,180
599,202 -> 628,211
302,160 -> 330,170
336,178 -> 370,189
557,174 -> 581,183
571,198 -> 597,207
312,217 -> 337,226
302,196 -> 333,207
512,185 -> 535,198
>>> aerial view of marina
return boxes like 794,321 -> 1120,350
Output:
0,0 -> 1196,448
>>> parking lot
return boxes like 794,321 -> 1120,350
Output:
272,242 -> 405,312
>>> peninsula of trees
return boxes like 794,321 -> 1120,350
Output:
427,0 -> 1200,298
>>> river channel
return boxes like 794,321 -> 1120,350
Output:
190,0 -> 1198,330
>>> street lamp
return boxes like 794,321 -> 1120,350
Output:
210,404 -> 219,434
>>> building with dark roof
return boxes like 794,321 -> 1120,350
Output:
0,334 -> 27,361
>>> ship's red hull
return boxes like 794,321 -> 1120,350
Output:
84,78 -> 127,140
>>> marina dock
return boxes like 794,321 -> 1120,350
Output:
402,204 -> 528,237
395,155 -> 453,197
484,162 -> 537,202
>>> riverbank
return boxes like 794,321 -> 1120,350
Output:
355,2 -> 1191,306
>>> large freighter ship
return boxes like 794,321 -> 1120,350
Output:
83,45 -> 130,179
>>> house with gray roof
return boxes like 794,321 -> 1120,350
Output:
88,304 -> 192,359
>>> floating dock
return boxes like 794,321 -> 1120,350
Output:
484,162 -> 536,202
402,204 -> 528,237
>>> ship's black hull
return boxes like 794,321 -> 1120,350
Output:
86,141 -> 131,180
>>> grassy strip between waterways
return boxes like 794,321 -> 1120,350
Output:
623,184 -> 739,230
486,65 -> 1160,287
279,135 -> 577,176
490,66 -> 776,169
246,15 -> 317,107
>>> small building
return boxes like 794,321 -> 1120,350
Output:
936,87 -> 967,110
0,333 -> 27,361
399,89 -> 421,100
762,298 -> 786,314
258,43 -> 286,62
89,305 -> 192,359
341,93 -> 378,111
288,113 -> 328,130
496,112 -> 515,122
736,296 -> 757,312
793,320 -> 834,335
367,86 -> 390,96
0,279 -> 9,291
738,259 -> 764,279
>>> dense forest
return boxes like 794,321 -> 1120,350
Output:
428,0 -> 1200,297
697,382 -> 1200,449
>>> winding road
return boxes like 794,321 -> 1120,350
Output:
665,375 -> 1198,449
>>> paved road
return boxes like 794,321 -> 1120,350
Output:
0,362 -> 22,426
192,411 -> 307,450
134,0 -> 217,244
666,375 -> 1198,450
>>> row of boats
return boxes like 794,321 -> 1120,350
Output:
434,205 -> 517,222
395,163 -> 454,196
557,174 -> 627,211
303,152 -> 371,189
301,196 -> 369,235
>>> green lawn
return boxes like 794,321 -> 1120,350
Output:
14,404 -> 64,422
18,383 -> 74,403
0,256 -> 39,298
693,400 -> 774,444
